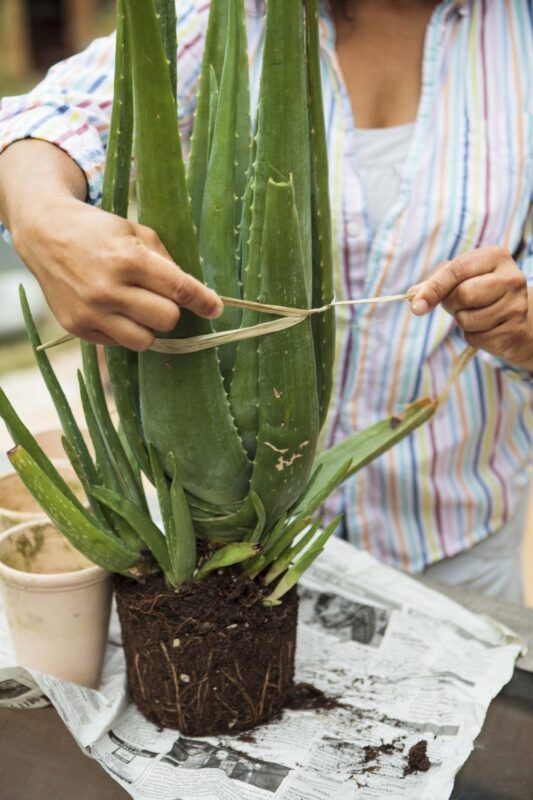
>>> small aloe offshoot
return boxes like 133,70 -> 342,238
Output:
0,0 -> 442,599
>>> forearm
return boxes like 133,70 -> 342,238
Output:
0,140 -> 88,246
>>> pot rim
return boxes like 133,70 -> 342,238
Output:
0,518 -> 109,591
0,462 -> 83,521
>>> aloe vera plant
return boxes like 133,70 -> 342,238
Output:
0,0 -> 439,603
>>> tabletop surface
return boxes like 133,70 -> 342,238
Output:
1,582 -> 532,800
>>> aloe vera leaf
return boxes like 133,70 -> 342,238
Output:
304,0 -> 335,429
60,435 -> 111,529
260,459 -> 352,569
102,0 -> 133,217
190,492 -> 257,536
63,432 -> 139,549
126,0 -> 251,505
196,542 -> 262,580
232,0 -> 252,236
246,491 -> 266,543
101,5 -> 151,484
187,493 -> 240,518
81,343 -> 147,511
155,0 -> 177,100
78,373 -> 141,549
187,0 -> 229,229
0,388 -> 85,510
101,4 -> 151,489
263,525 -> 340,606
78,371 -> 120,494
105,347 -> 153,481
199,0 -> 246,380
263,547 -> 322,607
19,286 -> 99,489
241,509 -> 292,576
262,518 -> 322,586
230,0 -> 312,454
295,399 -> 437,515
168,453 -> 197,586
91,486 -> 171,574
247,178 -> 319,524
9,447 -> 138,571
207,65 -> 219,158
148,444 -> 173,539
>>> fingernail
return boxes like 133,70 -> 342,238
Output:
207,301 -> 223,319
411,298 -> 430,315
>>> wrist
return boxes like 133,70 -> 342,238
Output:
11,195 -> 85,268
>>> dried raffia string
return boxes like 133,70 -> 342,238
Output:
37,290 -> 414,354
436,345 -> 478,409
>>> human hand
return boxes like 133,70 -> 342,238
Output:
13,196 -> 222,351
409,247 -> 533,371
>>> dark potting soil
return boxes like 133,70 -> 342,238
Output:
114,569 -> 298,736
403,740 -> 431,776
363,741 -> 402,764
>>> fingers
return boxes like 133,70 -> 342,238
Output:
126,233 -> 223,320
455,291 -> 528,333
410,247 -> 509,315
111,287 -> 181,332
72,315 -> 155,351
442,273 -> 507,315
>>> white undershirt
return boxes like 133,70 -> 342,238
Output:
353,123 -> 415,233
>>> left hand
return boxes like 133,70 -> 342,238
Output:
409,246 -> 533,372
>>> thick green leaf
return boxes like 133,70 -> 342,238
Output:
9,447 -> 139,572
81,343 -> 146,509
187,0 -> 230,229
199,0 -> 246,380
246,179 -> 319,524
0,388 -> 85,511
196,541 -> 262,580
155,0 -> 177,100
91,486 -> 170,575
296,399 -> 437,515
230,0 -> 312,454
126,0 -> 251,505
102,0 -> 133,217
168,453 -> 197,586
19,286 -> 99,491
304,0 -> 335,429
105,347 -> 152,481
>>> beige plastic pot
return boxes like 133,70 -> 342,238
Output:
0,519 -> 112,688
0,465 -> 85,533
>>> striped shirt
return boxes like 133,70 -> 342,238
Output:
0,0 -> 532,573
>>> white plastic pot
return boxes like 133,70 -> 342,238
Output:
0,466 -> 85,533
0,519 -> 112,688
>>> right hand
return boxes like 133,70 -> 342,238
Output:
13,196 -> 223,351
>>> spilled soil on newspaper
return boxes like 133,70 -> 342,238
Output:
115,569 -> 298,736
403,740 -> 431,776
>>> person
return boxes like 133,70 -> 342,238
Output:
0,0 -> 531,602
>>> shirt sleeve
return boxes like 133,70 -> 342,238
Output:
0,0 -> 207,237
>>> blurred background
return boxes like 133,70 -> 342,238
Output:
0,0 -> 531,603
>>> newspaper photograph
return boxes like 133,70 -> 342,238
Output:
0,537 -> 525,799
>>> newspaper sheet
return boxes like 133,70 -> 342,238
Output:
0,537 -> 524,800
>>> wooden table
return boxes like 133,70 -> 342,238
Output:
1,582 -> 533,800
